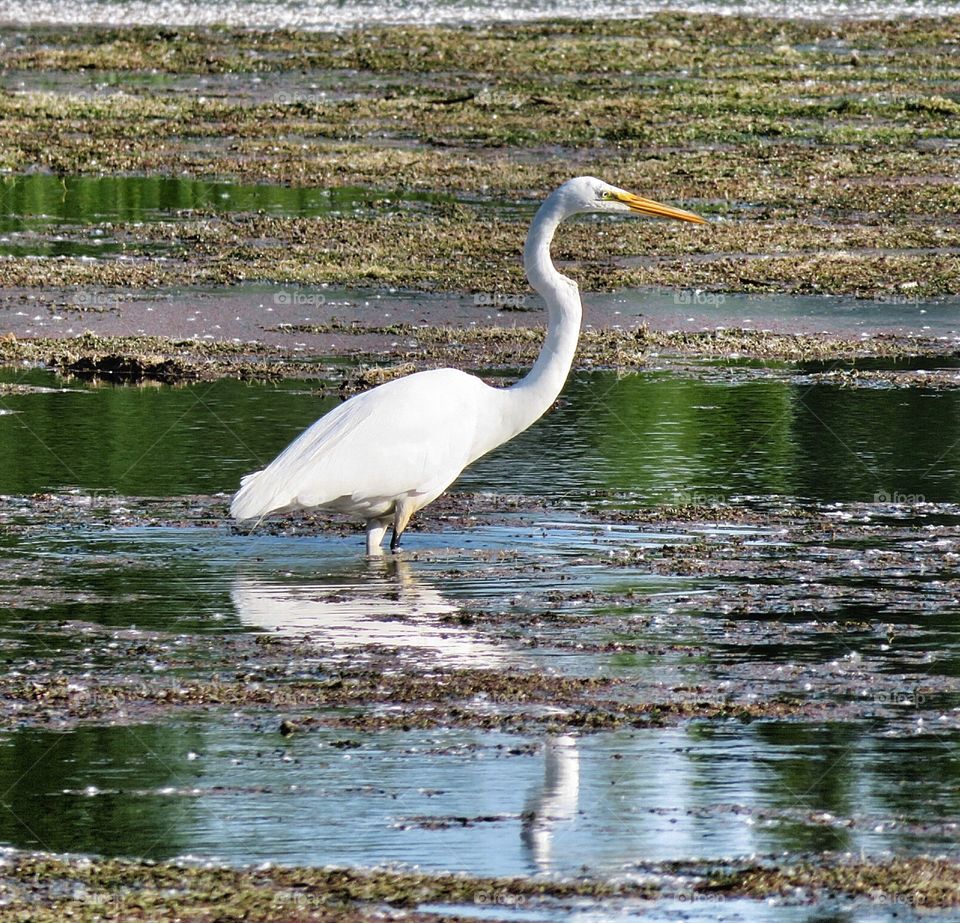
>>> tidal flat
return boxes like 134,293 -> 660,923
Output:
1,13 -> 960,923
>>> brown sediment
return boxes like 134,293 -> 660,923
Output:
2,490 -> 959,733
1,16 -> 959,913
0,325 -> 953,384
269,320 -> 950,364
0,331 -> 316,381
0,209 -> 958,297
0,853 -> 636,921
708,857 -> 960,906
0,668 -> 816,732
801,366 -> 960,389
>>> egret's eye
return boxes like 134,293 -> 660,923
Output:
600,190 -> 613,201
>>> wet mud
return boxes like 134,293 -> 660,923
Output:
3,490 -> 960,914
0,17 -> 958,299
2,490 -> 959,731
2,322 -> 958,386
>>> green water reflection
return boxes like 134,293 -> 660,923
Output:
1,368 -> 958,504
0,723 -> 203,859
0,173 -> 454,232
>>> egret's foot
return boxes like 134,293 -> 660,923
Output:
390,498 -> 415,553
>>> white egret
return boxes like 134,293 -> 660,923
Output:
231,176 -> 706,554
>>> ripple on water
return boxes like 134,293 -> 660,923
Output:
0,719 -> 958,875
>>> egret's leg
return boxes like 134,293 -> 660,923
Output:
365,519 -> 390,556
390,499 -> 416,552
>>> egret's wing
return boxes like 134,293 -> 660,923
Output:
231,388 -> 372,519
231,369 -> 485,521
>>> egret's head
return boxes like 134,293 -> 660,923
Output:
557,176 -> 707,225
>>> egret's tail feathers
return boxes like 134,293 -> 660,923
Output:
230,469 -> 286,523
230,388 -> 379,525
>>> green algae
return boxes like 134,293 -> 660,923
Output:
5,206 -> 953,296
274,320 -> 946,365
1,7 -> 959,896
0,664 -> 810,733
6,18 -> 960,75
0,853 -> 633,922
1,16 -> 958,299
3,850 -> 960,920
713,857 -> 960,906
0,324 -> 945,384
0,319 -> 950,385
1,177 -> 957,297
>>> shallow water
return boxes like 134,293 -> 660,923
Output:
0,68 -> 413,105
6,270 -> 958,357
594,288 -> 960,342
0,515 -> 694,663
0,173 -> 457,237
1,719 -> 958,872
2,365 -> 960,918
2,366 -> 959,504
0,173 -> 511,259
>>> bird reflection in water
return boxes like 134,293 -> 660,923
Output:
230,559 -> 507,668
522,735 -> 580,872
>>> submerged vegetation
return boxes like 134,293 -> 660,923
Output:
0,325 -> 947,384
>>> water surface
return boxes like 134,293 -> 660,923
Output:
2,366 -> 958,504
0,173 -> 457,231
1,720 -> 957,872
2,364 -> 959,921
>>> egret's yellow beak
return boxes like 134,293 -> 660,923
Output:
612,191 -> 707,224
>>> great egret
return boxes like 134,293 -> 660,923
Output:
231,176 -> 706,553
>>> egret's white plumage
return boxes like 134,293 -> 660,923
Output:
231,176 -> 706,553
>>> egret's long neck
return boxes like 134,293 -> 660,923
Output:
496,198 -> 581,441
